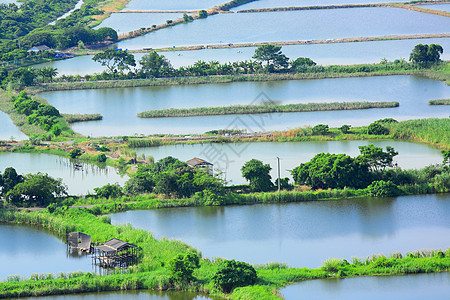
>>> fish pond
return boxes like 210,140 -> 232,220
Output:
0,153 -> 127,195
116,8 -> 450,49
0,110 -> 27,141
40,75 -> 450,136
111,193 -> 450,268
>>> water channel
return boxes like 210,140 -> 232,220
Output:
0,153 -> 127,195
281,272 -> 450,300
231,0 -> 408,10
134,140 -> 444,185
418,3 -> 450,12
0,110 -> 27,141
116,8 -> 450,49
111,193 -> 450,268
31,37 -> 450,75
40,75 -> 450,136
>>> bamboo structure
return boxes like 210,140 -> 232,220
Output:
92,238 -> 138,268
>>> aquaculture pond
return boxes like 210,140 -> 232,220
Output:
123,0 -> 228,11
0,225 -> 92,281
418,3 -> 450,12
96,13 -> 183,34
134,140 -> 444,185
32,38 -> 450,75
231,0 -> 406,10
40,75 -> 450,136
116,8 -> 450,49
0,153 -> 127,195
20,290 -> 213,300
0,110 -> 27,141
281,272 -> 450,300
111,193 -> 450,268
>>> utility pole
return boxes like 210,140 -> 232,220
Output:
277,157 -> 281,198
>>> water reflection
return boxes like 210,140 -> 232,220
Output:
281,272 -> 450,300
111,194 -> 450,268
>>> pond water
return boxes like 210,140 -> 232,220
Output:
40,75 -> 450,136
124,0 -> 228,11
0,225 -> 92,281
281,272 -> 450,300
0,153 -> 127,195
418,3 -> 450,12
134,141 -> 443,185
116,8 -> 450,50
0,110 -> 27,141
111,193 -> 450,268
231,0 -> 406,10
96,13 -> 183,34
31,38 -> 450,75
20,290 -> 213,300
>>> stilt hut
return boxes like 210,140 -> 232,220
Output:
92,238 -> 138,268
67,232 -> 92,253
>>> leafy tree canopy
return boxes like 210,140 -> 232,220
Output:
409,43 -> 443,67
241,159 -> 274,192
92,49 -> 136,74
253,44 -> 289,72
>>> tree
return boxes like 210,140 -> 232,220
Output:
291,153 -> 370,189
154,172 -> 179,196
291,57 -> 317,72
367,122 -> 389,135
1,167 -> 23,196
92,49 -> 136,74
312,124 -> 329,135
139,51 -> 172,78
366,180 -> 402,197
409,44 -> 443,67
94,183 -> 123,199
167,252 -> 200,283
339,124 -> 351,134
69,149 -> 82,159
253,44 -> 289,72
358,144 -> 398,173
6,173 -> 67,207
442,150 -> 450,168
198,10 -> 207,18
241,159 -> 274,192
212,259 -> 257,293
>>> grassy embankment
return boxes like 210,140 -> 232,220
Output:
429,99 -> 450,105
0,208 -> 449,299
137,101 -> 399,118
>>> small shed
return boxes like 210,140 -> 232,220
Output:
186,157 -> 213,175
93,238 -> 138,268
67,232 -> 91,252
27,45 -> 51,52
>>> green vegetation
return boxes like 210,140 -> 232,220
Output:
409,44 -> 443,67
92,49 -> 136,74
241,159 -> 274,192
429,99 -> 450,105
219,0 -> 258,11
137,101 -> 399,118
198,10 -> 208,19
62,113 -> 103,123
253,44 -> 289,72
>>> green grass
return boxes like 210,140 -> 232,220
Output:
137,101 -> 399,118
62,113 -> 103,123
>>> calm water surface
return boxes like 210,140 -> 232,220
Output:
135,141 -> 443,185
32,38 -> 450,75
0,110 -> 27,140
116,8 -> 450,49
0,225 -> 92,281
96,13 -> 183,34
124,0 -> 228,11
0,153 -> 127,195
281,272 -> 450,300
232,0 -> 405,10
418,3 -> 450,12
40,75 -> 450,136
111,193 -> 450,268
20,290 -> 212,300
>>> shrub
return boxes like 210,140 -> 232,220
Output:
94,183 -> 123,199
367,122 -> 389,135
198,10 -> 207,18
167,252 -> 200,283
366,180 -> 402,197
212,259 -> 257,293
96,153 -> 107,163
312,124 -> 329,135
69,149 -> 82,159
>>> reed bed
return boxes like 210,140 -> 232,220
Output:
62,114 -> 103,123
137,101 -> 399,118
429,99 -> 450,105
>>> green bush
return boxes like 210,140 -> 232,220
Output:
96,153 -> 107,163
366,180 -> 402,197
312,124 -> 329,135
212,259 -> 257,293
167,252 -> 200,283
198,10 -> 207,18
367,122 -> 389,135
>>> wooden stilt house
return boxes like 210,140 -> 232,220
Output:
92,238 -> 138,268
67,232 -> 92,253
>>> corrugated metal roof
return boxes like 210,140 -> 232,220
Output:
96,238 -> 137,252
186,157 -> 212,167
